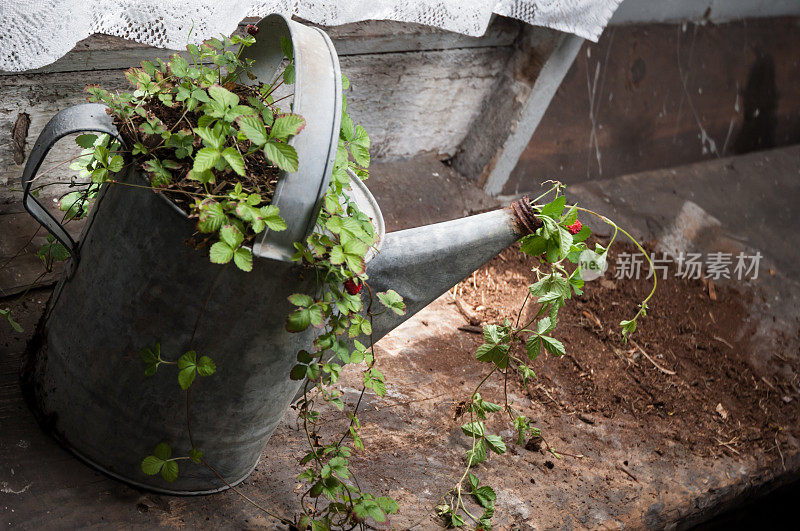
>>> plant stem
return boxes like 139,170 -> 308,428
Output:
575,206 -> 657,327
201,457 -> 293,525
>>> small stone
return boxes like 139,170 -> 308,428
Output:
600,279 -> 616,290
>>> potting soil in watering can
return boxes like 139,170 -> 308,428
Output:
20,14 -> 542,494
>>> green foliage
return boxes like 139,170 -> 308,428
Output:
514,415 -> 539,445
377,289 -> 406,315
54,134 -> 120,225
141,442 -> 179,482
282,73 -> 407,529
1,308 -> 23,333
363,367 -> 386,396
138,342 -> 216,483
140,343 -> 216,391
475,324 -> 511,368
140,342 -> 163,376
286,297 -> 325,332
36,234 -> 70,270
177,350 -> 216,390
329,239 -> 368,274
83,32 -> 299,272
443,185 -> 655,528
189,448 -> 204,464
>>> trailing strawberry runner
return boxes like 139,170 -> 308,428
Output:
436,184 -> 655,528
15,14 -> 654,531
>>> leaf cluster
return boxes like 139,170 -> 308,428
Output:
280,75 -> 405,529
81,34 -> 307,271
139,342 -> 216,390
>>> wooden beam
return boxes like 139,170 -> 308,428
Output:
482,34 -> 583,196
0,18 -> 520,76
450,27 -> 583,196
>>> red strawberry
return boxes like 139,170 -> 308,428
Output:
566,220 -> 583,235
246,24 -> 259,36
344,279 -> 362,295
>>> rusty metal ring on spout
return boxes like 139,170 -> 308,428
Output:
511,196 -> 543,235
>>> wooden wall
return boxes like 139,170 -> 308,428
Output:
502,17 -> 800,195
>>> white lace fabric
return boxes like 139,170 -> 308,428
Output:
0,0 -> 621,72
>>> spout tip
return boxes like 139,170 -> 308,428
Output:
511,196 -> 543,235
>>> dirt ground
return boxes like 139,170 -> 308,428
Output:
453,242 -> 799,461
244,241 -> 800,529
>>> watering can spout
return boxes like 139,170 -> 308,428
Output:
366,202 -> 538,341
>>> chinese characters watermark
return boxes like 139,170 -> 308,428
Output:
612,251 -> 762,281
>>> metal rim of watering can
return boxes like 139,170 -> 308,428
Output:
242,14 -> 345,262
65,444 -> 257,496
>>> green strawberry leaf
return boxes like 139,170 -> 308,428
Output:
263,141 -> 299,172
270,114 -> 306,140
193,147 -> 220,172
485,434 -> 506,455
219,225 -> 244,248
208,84 -> 239,108
259,205 -> 287,231
75,134 -> 98,149
541,335 -> 566,357
141,455 -> 164,476
233,246 -> 253,271
236,114 -> 268,146
209,241 -> 234,264
377,289 -> 405,315
160,460 -> 179,482
221,147 -> 245,176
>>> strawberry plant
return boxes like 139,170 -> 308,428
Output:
436,183 -> 655,528
8,23 -> 656,531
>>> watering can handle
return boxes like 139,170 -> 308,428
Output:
21,103 -> 121,260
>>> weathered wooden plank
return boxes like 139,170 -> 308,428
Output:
0,18 -> 520,76
502,17 -> 800,195
480,33 -> 583,195
450,25 -> 581,193
611,0 -> 800,25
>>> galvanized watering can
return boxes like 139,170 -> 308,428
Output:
20,14 -> 539,494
